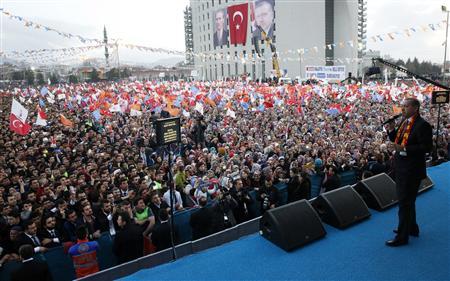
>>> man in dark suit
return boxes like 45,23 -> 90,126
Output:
95,200 -> 116,235
113,212 -> 143,264
213,9 -> 229,48
151,209 -> 176,252
38,214 -> 62,248
385,98 -> 433,246
189,197 -> 214,240
11,244 -> 53,281
149,191 -> 170,224
16,220 -> 48,254
252,0 -> 275,41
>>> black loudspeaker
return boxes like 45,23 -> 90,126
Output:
419,175 -> 434,193
353,173 -> 397,211
260,200 -> 326,251
311,186 -> 371,229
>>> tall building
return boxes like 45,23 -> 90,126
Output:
188,0 -> 359,81
184,6 -> 195,66
358,0 -> 368,75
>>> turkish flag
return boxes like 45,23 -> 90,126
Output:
228,3 -> 248,45
9,114 -> 31,135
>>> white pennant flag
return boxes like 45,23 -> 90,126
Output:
11,98 -> 29,123
130,109 -> 143,117
195,102 -> 204,115
35,109 -> 47,126
226,108 -> 236,118
182,109 -> 190,118
109,104 -> 122,113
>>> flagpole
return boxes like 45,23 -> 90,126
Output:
442,6 -> 449,81
167,144 -> 177,261
116,40 -> 121,80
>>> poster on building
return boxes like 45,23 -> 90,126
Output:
251,0 -> 275,42
213,8 -> 229,48
305,66 -> 346,81
228,3 -> 249,45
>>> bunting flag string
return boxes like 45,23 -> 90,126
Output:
1,45 -> 105,58
1,9 -> 104,44
1,7 -> 445,62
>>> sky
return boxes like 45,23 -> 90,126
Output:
0,0 -> 449,66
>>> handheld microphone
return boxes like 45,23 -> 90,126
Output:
381,114 -> 402,126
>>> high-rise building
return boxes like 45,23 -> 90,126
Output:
358,0 -> 368,75
188,0 -> 360,80
184,6 -> 195,66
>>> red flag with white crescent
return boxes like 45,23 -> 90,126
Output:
228,3 -> 248,45
10,114 -> 31,135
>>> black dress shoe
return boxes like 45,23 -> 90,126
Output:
393,229 -> 419,237
385,238 -> 408,247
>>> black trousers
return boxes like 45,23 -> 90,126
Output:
395,175 -> 421,241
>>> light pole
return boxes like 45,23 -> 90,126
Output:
442,5 -> 449,79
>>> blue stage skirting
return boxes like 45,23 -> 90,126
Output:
121,162 -> 450,281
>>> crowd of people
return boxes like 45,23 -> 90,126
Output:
0,79 -> 448,277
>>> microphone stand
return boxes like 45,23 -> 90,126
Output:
167,144 -> 177,260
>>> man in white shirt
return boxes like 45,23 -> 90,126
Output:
163,186 -> 183,211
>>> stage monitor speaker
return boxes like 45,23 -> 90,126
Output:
260,200 -> 326,251
311,186 -> 371,229
419,175 -> 434,193
353,173 -> 397,211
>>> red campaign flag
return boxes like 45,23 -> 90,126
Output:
264,101 -> 273,108
228,3 -> 248,45
9,114 -> 31,136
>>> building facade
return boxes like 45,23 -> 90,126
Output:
188,0 -> 360,81
184,6 -> 195,66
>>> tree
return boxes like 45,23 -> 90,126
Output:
24,69 -> 35,85
12,71 -> 24,81
412,57 -> 420,74
121,67 -> 131,78
49,73 -> 60,84
106,68 -> 120,80
89,68 -> 100,82
389,69 -> 397,79
395,59 -> 405,66
69,75 -> 79,84
36,72 -> 45,85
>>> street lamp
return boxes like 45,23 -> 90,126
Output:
442,5 -> 449,78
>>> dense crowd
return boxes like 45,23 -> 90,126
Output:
0,79 -> 448,275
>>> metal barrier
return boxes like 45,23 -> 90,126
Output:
77,217 -> 261,281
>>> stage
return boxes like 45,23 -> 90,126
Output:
121,162 -> 450,281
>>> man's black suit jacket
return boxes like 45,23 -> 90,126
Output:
38,229 -> 62,248
113,223 -> 143,264
11,259 -> 53,281
213,30 -> 229,47
16,233 -> 40,250
151,221 -> 175,252
189,207 -> 214,240
388,115 -> 433,180
95,211 -> 112,233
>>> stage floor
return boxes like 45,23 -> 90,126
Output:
121,162 -> 450,281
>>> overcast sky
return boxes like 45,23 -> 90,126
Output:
0,0 -> 449,65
